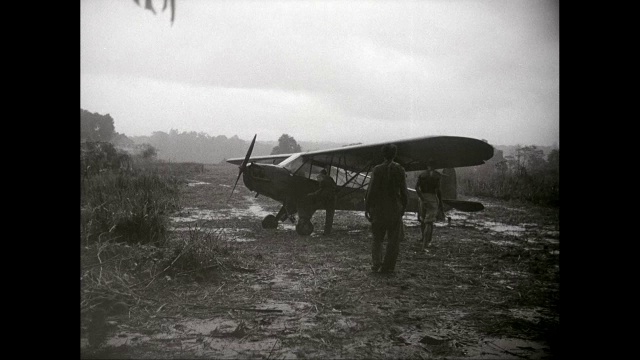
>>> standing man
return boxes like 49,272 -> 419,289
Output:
308,169 -> 337,235
365,144 -> 408,273
415,162 -> 445,251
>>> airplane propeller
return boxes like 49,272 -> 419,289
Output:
228,134 -> 257,201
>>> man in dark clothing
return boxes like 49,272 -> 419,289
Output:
308,169 -> 337,235
365,144 -> 408,273
415,163 -> 445,250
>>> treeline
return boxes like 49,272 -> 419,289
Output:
81,108 -> 558,209
81,108 -> 345,165
456,146 -> 559,207
81,109 -> 180,245
127,130 -> 274,164
81,109 -> 158,167
128,130 -> 345,163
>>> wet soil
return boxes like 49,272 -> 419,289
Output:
81,163 -> 559,359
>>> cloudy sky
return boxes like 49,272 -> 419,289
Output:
80,0 -> 559,147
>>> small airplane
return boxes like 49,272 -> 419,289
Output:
227,135 -> 494,235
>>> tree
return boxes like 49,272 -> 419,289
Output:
81,109 -> 116,142
517,145 -> 546,174
111,132 -> 136,149
133,0 -> 176,24
271,134 -> 302,155
81,141 -> 125,176
137,143 -> 158,159
547,149 -> 559,171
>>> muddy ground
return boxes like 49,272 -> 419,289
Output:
81,163 -> 559,359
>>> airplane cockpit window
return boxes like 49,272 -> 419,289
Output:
295,162 -> 325,179
281,155 -> 323,179
329,166 -> 370,189
281,154 -> 370,188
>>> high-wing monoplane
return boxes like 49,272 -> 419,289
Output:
227,135 -> 494,235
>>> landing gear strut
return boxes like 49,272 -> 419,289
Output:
295,197 -> 316,236
260,201 -> 316,236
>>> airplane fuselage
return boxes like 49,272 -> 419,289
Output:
242,161 -> 421,215
243,162 -> 317,203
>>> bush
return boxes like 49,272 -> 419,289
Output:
455,146 -> 559,207
458,168 -> 559,206
81,141 -> 132,177
81,172 -> 182,245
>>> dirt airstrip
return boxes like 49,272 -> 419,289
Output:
81,163 -> 559,359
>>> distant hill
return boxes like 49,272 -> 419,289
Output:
120,130 -> 556,164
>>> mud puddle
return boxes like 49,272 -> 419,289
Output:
100,322 -> 285,359
169,196 -> 297,241
186,180 -> 212,187
169,227 -> 257,242
171,197 -> 558,249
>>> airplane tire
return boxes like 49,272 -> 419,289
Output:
262,215 -> 278,229
295,218 -> 314,236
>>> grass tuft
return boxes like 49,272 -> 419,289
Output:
81,171 -> 182,245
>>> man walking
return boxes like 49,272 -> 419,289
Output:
415,162 -> 445,251
308,169 -> 337,235
365,144 -> 408,273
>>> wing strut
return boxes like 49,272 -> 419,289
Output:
336,161 -> 373,199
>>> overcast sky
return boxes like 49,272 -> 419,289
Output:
80,0 -> 559,147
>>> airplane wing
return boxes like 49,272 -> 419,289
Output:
298,135 -> 494,172
227,154 -> 294,166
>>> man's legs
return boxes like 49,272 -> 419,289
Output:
381,216 -> 402,272
428,222 -> 435,245
420,194 -> 438,249
323,198 -> 335,235
418,201 -> 426,242
371,219 -> 387,271
421,222 -> 434,250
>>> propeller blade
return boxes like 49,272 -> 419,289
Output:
228,134 -> 257,201
230,171 -> 242,197
240,134 -> 257,171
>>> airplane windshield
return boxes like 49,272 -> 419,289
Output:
278,153 -> 302,170
280,154 -> 308,176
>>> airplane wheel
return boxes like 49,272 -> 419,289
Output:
262,215 -> 278,229
295,218 -> 314,236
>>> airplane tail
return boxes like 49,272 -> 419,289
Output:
439,168 -> 484,212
